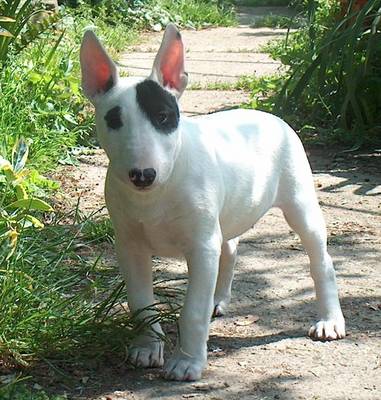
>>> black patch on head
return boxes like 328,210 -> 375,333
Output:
135,80 -> 179,134
104,106 -> 123,130
103,75 -> 114,93
176,31 -> 181,40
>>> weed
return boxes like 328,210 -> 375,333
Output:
157,0 -> 237,29
82,215 -> 114,244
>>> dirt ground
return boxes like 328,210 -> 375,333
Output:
53,7 -> 381,400
54,145 -> 381,400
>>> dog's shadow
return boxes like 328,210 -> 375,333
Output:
21,213 -> 381,398
26,247 -> 379,400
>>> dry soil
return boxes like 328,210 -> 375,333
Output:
53,7 -> 381,400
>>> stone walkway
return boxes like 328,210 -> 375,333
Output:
118,7 -> 290,116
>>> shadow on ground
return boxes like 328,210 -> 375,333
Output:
23,221 -> 380,399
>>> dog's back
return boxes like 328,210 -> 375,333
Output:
179,108 -> 315,240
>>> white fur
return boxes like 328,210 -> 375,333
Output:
80,26 -> 345,382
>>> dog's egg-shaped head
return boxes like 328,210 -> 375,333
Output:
80,25 -> 188,192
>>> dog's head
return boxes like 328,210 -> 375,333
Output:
80,24 -> 188,192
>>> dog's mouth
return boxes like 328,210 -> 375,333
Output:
137,186 -> 153,192
132,182 -> 158,193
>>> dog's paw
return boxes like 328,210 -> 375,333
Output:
128,339 -> 164,368
164,351 -> 206,381
212,302 -> 227,317
309,317 -> 346,341
212,298 -> 230,317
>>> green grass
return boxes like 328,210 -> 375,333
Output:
0,211 -> 178,395
78,0 -> 237,30
188,74 -> 284,93
188,81 -> 239,90
0,0 -> 238,395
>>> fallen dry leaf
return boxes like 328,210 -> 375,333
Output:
234,315 -> 260,326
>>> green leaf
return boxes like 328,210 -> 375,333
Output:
0,156 -> 11,170
0,17 -> 16,22
24,214 -> 44,229
15,184 -> 28,200
12,137 -> 30,173
63,113 -> 77,124
0,27 -> 13,37
7,198 -> 53,212
2,164 -> 17,182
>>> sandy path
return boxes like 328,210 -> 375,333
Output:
118,7 -> 290,117
57,148 -> 381,400
54,7 -> 381,400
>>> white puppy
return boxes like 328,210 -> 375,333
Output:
80,24 -> 345,381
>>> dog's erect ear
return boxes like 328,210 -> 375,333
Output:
150,23 -> 188,98
80,30 -> 118,102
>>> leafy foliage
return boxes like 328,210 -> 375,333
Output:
264,0 -> 381,146
0,0 -> 60,65
0,139 -> 54,260
65,0 -> 236,30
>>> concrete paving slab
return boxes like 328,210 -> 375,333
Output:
119,50 -> 281,85
119,26 -> 286,87
179,90 -> 251,116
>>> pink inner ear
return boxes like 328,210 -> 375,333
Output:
97,61 -> 112,91
160,40 -> 183,90
81,33 -> 115,98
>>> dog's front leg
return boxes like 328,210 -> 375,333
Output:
164,238 -> 221,381
114,235 -> 164,368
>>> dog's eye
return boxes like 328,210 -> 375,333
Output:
157,111 -> 168,125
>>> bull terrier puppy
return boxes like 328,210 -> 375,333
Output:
80,24 -> 345,381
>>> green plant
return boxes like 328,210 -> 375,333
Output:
0,0 -> 60,65
71,0 -> 236,30
0,138 -> 53,259
82,215 -> 114,243
158,0 -> 237,29
0,217 -> 178,394
261,0 -> 381,146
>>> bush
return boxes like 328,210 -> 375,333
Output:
263,0 -> 381,146
63,0 -> 236,30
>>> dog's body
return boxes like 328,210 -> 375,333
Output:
80,24 -> 345,381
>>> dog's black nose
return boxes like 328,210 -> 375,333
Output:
128,168 -> 156,187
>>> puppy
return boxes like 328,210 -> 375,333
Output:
80,24 -> 345,381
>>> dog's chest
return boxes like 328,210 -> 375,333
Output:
140,219 -> 186,257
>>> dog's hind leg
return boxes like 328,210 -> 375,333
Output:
213,238 -> 239,317
281,198 -> 346,340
